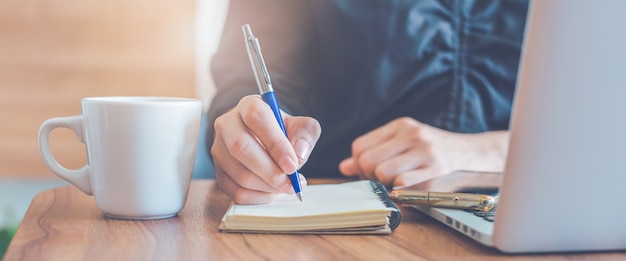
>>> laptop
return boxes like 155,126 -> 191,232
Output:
411,0 -> 626,253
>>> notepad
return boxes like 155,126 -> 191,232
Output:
218,180 -> 401,235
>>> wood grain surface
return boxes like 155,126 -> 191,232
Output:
5,179 -> 625,261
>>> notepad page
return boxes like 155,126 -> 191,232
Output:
228,180 -> 391,218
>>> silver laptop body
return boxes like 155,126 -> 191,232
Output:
414,0 -> 626,253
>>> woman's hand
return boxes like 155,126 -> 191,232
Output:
339,117 -> 508,187
211,95 -> 321,204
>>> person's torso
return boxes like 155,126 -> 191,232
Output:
291,0 -> 529,177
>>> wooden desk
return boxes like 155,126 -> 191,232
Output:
5,180 -> 624,260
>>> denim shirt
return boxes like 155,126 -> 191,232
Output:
208,0 -> 529,178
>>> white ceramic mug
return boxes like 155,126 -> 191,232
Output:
38,96 -> 202,220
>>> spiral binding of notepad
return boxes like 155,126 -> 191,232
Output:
369,181 -> 402,230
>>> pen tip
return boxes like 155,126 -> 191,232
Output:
296,192 -> 303,202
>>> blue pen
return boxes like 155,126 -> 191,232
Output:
242,24 -> 303,201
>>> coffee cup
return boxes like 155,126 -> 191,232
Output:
38,96 -> 202,220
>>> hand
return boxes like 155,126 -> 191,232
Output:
339,117 -> 508,188
211,95 -> 321,204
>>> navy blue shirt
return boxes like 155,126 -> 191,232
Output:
208,0 -> 529,178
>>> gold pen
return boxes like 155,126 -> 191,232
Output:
389,190 -> 498,212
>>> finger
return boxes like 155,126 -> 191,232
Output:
338,157 -> 360,177
351,120 -> 399,154
285,116 -> 321,166
355,134 -> 415,181
298,173 -> 308,188
391,166 -> 444,188
373,151 -> 430,186
348,119 -> 415,178
214,110 -> 292,193
212,136 -> 288,193
238,96 -> 298,174
214,164 -> 279,204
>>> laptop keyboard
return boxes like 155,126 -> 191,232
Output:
465,207 -> 497,222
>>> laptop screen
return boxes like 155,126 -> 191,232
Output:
493,0 -> 626,253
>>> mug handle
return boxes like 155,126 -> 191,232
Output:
38,115 -> 93,195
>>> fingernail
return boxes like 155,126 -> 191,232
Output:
279,156 -> 297,174
294,139 -> 311,161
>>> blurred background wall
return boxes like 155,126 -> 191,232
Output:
0,0 -> 229,178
